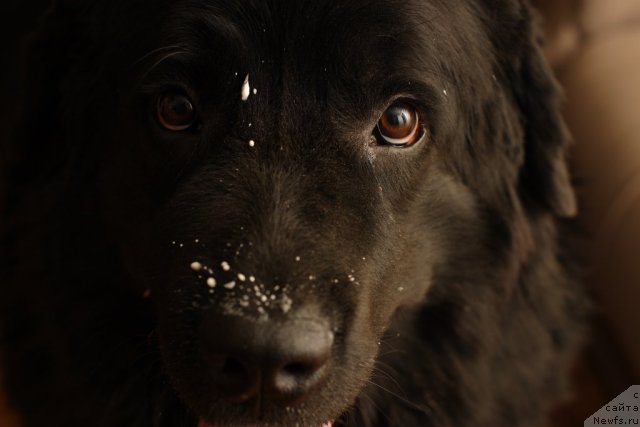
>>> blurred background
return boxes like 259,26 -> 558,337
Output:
1,1 -> 639,426
533,0 -> 640,424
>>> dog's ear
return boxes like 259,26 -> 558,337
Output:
496,1 -> 578,218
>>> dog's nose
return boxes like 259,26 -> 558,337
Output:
199,311 -> 334,403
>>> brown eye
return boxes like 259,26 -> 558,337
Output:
157,92 -> 196,131
376,102 -> 422,146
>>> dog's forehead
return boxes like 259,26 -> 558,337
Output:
169,0 -> 468,81
181,0 -> 426,44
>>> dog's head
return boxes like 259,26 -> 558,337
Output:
6,0 -> 577,425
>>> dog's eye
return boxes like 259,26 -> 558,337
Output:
157,92 -> 197,131
375,102 -> 422,147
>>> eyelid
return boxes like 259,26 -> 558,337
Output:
140,79 -> 200,106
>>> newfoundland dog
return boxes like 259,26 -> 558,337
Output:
0,0 -> 586,426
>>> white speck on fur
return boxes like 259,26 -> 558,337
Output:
235,243 -> 244,256
207,277 -> 216,288
295,256 -> 300,262
223,281 -> 236,289
281,296 -> 293,313
249,139 -> 255,147
179,243 -> 184,248
398,287 -> 405,292
190,261 -> 203,271
194,239 -> 199,243
171,241 -> 176,245
253,88 -> 257,95
443,89 -> 448,96
249,276 -> 256,282
308,275 -> 316,281
237,273 -> 246,281
221,261 -> 230,271
241,74 -> 250,101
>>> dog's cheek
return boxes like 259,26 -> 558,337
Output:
372,161 -> 481,304
94,102 -> 201,286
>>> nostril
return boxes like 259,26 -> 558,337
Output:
271,356 -> 330,399
277,361 -> 320,388
266,320 -> 334,400
208,355 -> 256,401
282,362 -> 312,377
220,357 -> 245,377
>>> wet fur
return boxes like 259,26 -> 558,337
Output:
0,1 -> 585,426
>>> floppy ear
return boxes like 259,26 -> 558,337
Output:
484,0 -> 578,218
509,1 -> 578,218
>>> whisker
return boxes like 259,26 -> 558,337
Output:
376,348 -> 406,357
365,378 -> 431,415
330,364 -> 394,425
133,44 -> 188,66
359,390 -> 393,425
142,50 -> 191,77
369,362 -> 408,400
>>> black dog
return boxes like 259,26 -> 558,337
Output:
0,0 -> 586,426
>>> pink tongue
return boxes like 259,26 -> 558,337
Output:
198,418 -> 332,427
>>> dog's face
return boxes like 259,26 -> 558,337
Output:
104,3 -> 470,423
6,0 -> 577,426
109,3 -> 450,424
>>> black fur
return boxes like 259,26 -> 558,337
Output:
0,1 -> 586,426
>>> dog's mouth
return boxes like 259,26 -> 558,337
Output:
197,419 -> 334,427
